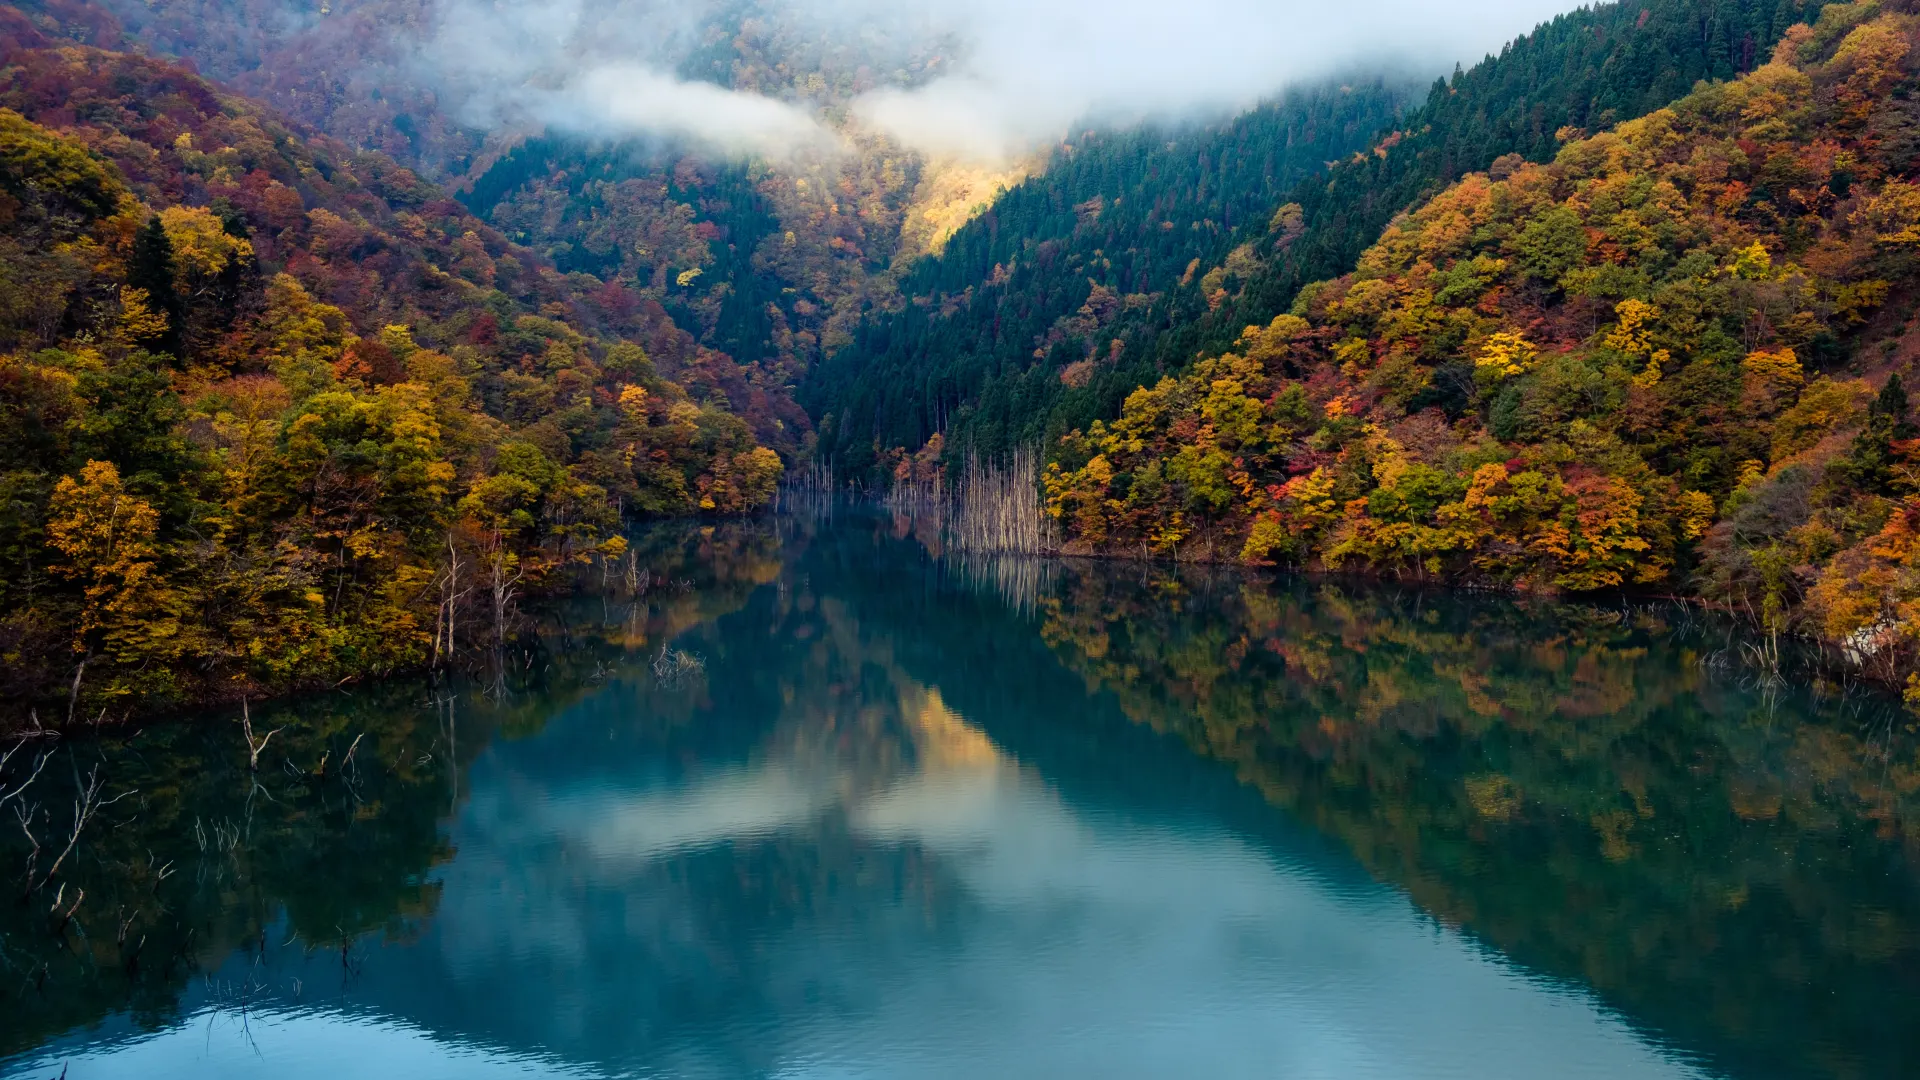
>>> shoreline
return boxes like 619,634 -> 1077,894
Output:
8,510 -> 1903,740
929,529 -> 1907,698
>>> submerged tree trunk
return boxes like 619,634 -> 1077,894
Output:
488,534 -> 522,646
434,528 -> 467,668
949,449 -> 1051,555
65,652 -> 89,727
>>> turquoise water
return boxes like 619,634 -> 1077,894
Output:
2,516 -> 1917,1078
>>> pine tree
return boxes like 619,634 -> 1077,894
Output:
1878,373 -> 1913,437
126,215 -> 183,359
1837,375 -> 1911,495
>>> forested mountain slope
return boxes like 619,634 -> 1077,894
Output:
458,134 -> 958,393
7,0 -> 994,402
0,10 -> 781,724
800,80 -> 1411,475
1041,1 -> 1920,672
15,0 -> 1417,449
456,81 -> 1410,434
53,0 -> 947,181
20,0 -> 494,177
805,0 -> 1816,473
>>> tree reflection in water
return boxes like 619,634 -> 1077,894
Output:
1,515 -> 1915,1080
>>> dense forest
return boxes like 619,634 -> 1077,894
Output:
458,134 -> 923,400
9,0 -> 1920,722
0,9 -> 783,725
804,0 -> 1817,468
800,79 -> 1412,474
1040,1 -> 1920,678
456,81 -> 1411,446
39,0 -> 1031,428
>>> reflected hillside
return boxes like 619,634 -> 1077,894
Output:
1021,563 -> 1920,1080
0,521 -> 783,1058
6,517 -> 1919,1080
145,532 -> 1712,1080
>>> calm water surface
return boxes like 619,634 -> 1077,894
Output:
2,516 -> 1918,1079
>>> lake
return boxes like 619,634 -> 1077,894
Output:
2,514 -> 1917,1079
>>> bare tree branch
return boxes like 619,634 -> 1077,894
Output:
340,732 -> 366,779
41,763 -> 132,888
239,700 -> 284,772
0,749 -> 47,809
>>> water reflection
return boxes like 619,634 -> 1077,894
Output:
2,517 -> 1916,1079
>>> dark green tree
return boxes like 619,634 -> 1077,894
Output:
1838,375 -> 1912,495
1880,373 -> 1913,438
72,349 -> 198,513
126,214 -> 183,358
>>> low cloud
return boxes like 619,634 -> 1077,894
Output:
423,0 -> 1587,161
844,0 -> 1582,159
546,66 -> 832,157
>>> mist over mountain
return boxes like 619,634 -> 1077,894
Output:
420,0 -> 1586,160
85,0 -> 1584,164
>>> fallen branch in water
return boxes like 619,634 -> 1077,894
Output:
48,882 -> 83,933
340,732 -> 366,779
651,644 -> 705,686
14,799 -> 41,887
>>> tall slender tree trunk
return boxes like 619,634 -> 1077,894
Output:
65,651 -> 90,727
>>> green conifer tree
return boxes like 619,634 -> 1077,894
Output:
127,215 -> 183,359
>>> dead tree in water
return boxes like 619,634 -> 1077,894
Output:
16,758 -> 133,905
488,546 -> 523,646
432,528 -> 474,669
239,700 -> 282,772
340,732 -> 367,780
778,457 -> 838,516
0,742 -> 48,807
949,449 -> 1052,555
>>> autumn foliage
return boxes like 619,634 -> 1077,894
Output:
1043,4 -> 1920,674
0,19 -> 783,725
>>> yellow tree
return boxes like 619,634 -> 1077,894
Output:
1475,331 -> 1538,378
45,460 -> 183,714
1601,299 -> 1670,387
160,205 -> 252,282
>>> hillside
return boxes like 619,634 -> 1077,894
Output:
805,0 -> 1816,472
16,0 -> 1039,405
28,0 -> 1419,450
800,79 -> 1411,475
59,0 -> 948,180
1041,1 -> 1920,674
0,10 -> 783,723
25,0 -> 491,177
459,133 -> 951,392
